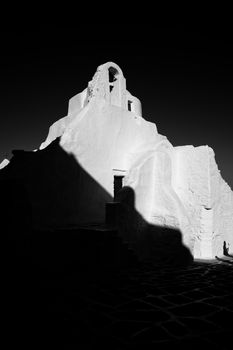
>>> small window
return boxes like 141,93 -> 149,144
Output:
128,100 -> 132,111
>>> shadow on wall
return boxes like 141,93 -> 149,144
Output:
0,137 -> 193,267
111,186 -> 193,266
0,137 -> 112,231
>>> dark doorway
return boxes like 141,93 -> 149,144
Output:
114,175 -> 124,201
128,100 -> 132,111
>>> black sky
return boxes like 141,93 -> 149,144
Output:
1,25 -> 232,187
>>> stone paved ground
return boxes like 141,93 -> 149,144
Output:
59,257 -> 233,349
5,230 -> 233,349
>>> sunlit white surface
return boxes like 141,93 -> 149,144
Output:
0,158 -> 9,169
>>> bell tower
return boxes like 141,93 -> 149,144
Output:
87,62 -> 127,109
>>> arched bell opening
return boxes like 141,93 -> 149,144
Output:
108,66 -> 119,93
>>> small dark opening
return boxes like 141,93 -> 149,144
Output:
108,67 -> 118,83
114,175 -> 124,201
128,100 -> 132,111
110,85 -> 114,92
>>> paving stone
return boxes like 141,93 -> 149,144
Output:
142,295 -> 174,308
214,285 -> 233,295
202,286 -> 228,297
203,330 -> 232,349
204,296 -> 233,308
178,317 -> 220,333
173,336 -> 221,350
182,289 -> 212,300
161,294 -> 193,305
206,309 -> 233,329
161,320 -> 190,337
170,302 -> 219,317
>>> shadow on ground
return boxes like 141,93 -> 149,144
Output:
0,138 -> 194,348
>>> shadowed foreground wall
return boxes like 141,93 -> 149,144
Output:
0,138 -> 192,266
0,138 -> 111,229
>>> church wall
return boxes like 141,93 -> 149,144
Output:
2,62 -> 232,260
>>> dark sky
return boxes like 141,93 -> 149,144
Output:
1,25 -> 232,187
